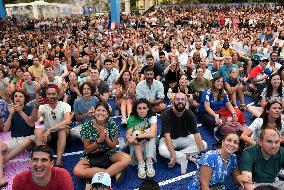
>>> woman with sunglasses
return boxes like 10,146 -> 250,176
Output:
126,99 -> 157,179
241,100 -> 284,146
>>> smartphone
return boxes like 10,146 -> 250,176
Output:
42,98 -> 49,104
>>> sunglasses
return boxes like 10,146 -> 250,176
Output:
51,110 -> 56,120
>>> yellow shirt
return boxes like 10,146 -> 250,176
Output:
28,64 -> 45,78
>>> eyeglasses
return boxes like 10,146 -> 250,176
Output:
51,110 -> 56,120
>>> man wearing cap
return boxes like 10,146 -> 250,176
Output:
90,172 -> 112,190
244,56 -> 269,96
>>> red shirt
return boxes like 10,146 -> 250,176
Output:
12,167 -> 74,190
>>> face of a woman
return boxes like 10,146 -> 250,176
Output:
23,72 -> 32,82
222,133 -> 239,154
82,84 -> 92,97
271,75 -> 281,88
138,46 -> 143,52
214,78 -> 224,89
0,70 -> 3,78
95,105 -> 109,122
69,72 -> 77,83
200,58 -> 207,68
179,75 -> 188,86
196,68 -> 204,79
122,72 -> 131,82
137,103 -> 149,118
16,69 -> 24,78
268,102 -> 282,119
128,58 -> 133,65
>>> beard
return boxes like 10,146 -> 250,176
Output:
174,103 -> 185,112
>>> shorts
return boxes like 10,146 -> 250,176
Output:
5,135 -> 35,150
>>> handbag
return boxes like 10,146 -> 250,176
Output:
220,120 -> 245,134
87,150 -> 112,168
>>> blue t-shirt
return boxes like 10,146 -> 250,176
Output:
199,88 -> 230,112
73,96 -> 99,123
188,150 -> 238,190
219,64 -> 239,80
11,105 -> 34,138
224,77 -> 239,87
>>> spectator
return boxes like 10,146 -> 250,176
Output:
73,82 -> 99,124
199,74 -> 246,132
188,132 -> 244,189
32,84 -> 72,167
12,145 -> 74,190
22,71 -> 40,103
90,172 -> 112,190
115,70 -> 136,125
136,68 -> 166,113
159,92 -> 207,174
240,129 -> 284,189
139,178 -> 160,190
88,67 -> 110,102
241,100 -> 284,146
73,102 -> 131,181
28,56 -> 45,81
100,58 -> 119,90
219,55 -> 239,80
126,99 -> 157,179
140,55 -> 163,81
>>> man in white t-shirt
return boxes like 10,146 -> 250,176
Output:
31,84 -> 71,167
100,58 -> 119,90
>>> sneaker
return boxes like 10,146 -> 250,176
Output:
244,91 -> 253,97
146,160 -> 155,177
187,154 -> 202,164
138,162 -> 146,179
180,158 -> 188,174
278,169 -> 284,180
121,117 -> 127,125
239,104 -> 247,111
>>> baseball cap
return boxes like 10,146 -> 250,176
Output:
260,56 -> 269,62
91,172 -> 111,187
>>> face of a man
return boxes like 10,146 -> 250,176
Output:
33,58 -> 39,66
144,71 -> 154,84
31,152 -> 53,180
146,58 -> 154,68
104,62 -> 112,71
90,69 -> 99,81
260,129 -> 280,157
174,93 -> 186,112
46,87 -> 58,105
44,67 -> 55,78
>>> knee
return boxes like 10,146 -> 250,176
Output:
120,153 -> 131,166
73,165 -> 82,178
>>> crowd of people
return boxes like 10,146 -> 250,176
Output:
0,3 -> 284,190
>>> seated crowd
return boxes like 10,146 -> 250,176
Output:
0,3 -> 284,190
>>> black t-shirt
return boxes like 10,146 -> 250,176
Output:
141,65 -> 163,79
19,59 -> 33,68
11,105 -> 34,138
161,108 -> 199,139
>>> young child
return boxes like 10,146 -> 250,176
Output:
224,68 -> 246,111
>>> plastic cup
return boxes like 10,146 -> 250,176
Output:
118,137 -> 125,149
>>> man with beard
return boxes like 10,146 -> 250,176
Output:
136,68 -> 166,113
12,145 -> 73,190
158,92 -> 207,174
31,84 -> 71,168
240,129 -> 284,189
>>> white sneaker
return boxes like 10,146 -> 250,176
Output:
180,159 -> 188,174
146,160 -> 155,177
121,117 -> 127,125
138,162 -> 146,179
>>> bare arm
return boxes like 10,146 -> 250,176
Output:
240,128 -> 256,145
199,165 -> 212,190
241,171 -> 255,190
138,122 -> 157,139
51,112 -> 72,131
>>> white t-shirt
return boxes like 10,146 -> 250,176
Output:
38,101 -> 71,129
249,117 -> 284,142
